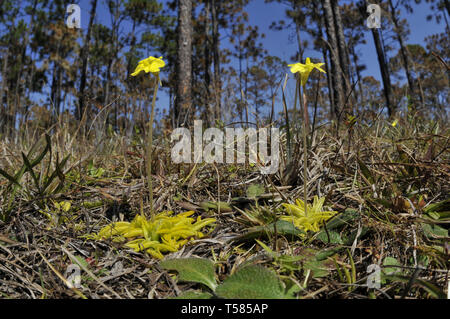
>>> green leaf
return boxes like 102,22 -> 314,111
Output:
285,281 -> 302,298
424,210 -> 450,221
421,223 -> 448,239
382,257 -> 402,276
384,275 -> 446,299
96,168 -> 105,178
170,290 -> 213,299
43,154 -> 70,194
414,278 -> 447,299
255,239 -> 276,258
160,258 -> 218,291
216,265 -> 287,299
316,230 -> 343,244
82,200 -> 104,209
255,239 -> 304,272
0,167 -> 22,188
315,227 -> 369,261
358,159 -> 375,184
303,259 -> 330,278
21,152 -> 40,192
232,220 -> 305,243
70,255 -> 90,270
423,199 -> 450,213
427,212 -> 441,220
200,201 -> 232,212
325,209 -> 359,230
292,247 -> 333,278
381,257 -> 403,285
29,136 -> 50,168
246,184 -> 265,199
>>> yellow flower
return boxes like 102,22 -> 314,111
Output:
288,57 -> 326,86
280,196 -> 337,233
131,56 -> 165,76
391,119 -> 398,127
86,211 -> 216,259
346,115 -> 357,127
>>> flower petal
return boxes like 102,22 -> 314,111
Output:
131,56 -> 165,76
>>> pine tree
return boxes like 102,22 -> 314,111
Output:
175,0 -> 193,126
77,0 -> 98,121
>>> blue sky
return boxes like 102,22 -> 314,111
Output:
70,0 -> 448,118
246,0 -> 447,82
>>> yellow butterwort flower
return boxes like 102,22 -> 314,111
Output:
281,196 -> 337,233
131,56 -> 165,76
288,57 -> 326,86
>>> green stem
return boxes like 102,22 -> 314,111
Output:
147,74 -> 159,216
301,84 -> 308,217
293,74 -> 299,127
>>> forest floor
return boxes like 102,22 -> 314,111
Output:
0,114 -> 449,299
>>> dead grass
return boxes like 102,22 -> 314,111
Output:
0,114 -> 448,299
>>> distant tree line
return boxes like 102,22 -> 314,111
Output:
0,0 -> 448,137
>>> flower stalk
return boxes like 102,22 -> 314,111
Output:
147,75 -> 159,214
299,81 -> 308,217
288,58 -> 326,217
130,56 -> 165,215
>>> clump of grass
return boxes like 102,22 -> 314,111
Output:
0,134 -> 70,221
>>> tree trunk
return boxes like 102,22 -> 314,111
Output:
104,57 -> 113,125
387,0 -> 422,106
78,0 -> 97,121
331,0 -> 351,95
20,0 -> 38,105
204,0 -> 213,126
237,33 -> 244,123
50,52 -> 62,118
127,20 -> 137,78
0,47 -> 9,134
322,0 -> 343,118
293,2 -> 304,62
323,48 -> 335,118
315,3 -> 335,118
211,0 -> 221,122
295,24 -> 303,62
104,2 -> 121,130
56,64 -> 62,115
350,43 -> 364,105
175,0 -> 193,126
371,28 -> 394,115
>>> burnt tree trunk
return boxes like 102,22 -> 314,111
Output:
211,0 -> 221,121
204,0 -> 213,126
331,0 -> 351,95
322,0 -> 344,118
175,0 -> 193,126
314,3 -> 335,119
350,43 -> 364,105
371,27 -> 394,115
